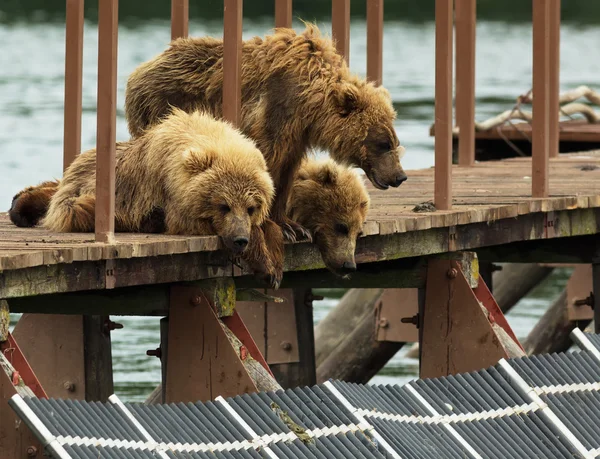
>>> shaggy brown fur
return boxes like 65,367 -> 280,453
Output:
10,109 -> 283,287
125,24 -> 406,243
287,158 -> 370,275
9,180 -> 60,228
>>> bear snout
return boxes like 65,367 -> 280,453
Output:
340,261 -> 357,273
393,172 -> 408,187
233,236 -> 249,251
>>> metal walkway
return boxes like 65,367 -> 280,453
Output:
9,329 -> 600,459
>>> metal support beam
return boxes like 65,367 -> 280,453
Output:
11,314 -> 113,401
420,253 -> 523,379
275,0 -> 292,28
223,0 -> 243,126
0,358 -> 43,459
594,262 -> 600,334
63,0 -> 84,170
332,0 -> 350,63
532,0 -> 550,197
95,0 -> 118,243
455,0 -> 476,166
434,0 -> 454,210
549,0 -> 561,158
170,0 -> 189,40
366,0 -> 383,86
164,281 -> 280,403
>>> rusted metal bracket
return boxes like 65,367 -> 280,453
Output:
420,253 -> 523,379
236,290 -> 300,365
375,289 -> 419,343
544,211 -> 557,238
567,264 -> 594,321
105,259 -> 116,289
0,332 -> 48,399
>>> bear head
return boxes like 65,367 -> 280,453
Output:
180,146 -> 275,255
288,159 -> 370,276
313,77 -> 407,190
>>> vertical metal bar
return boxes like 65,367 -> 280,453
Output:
549,0 -> 561,158
63,0 -> 84,171
223,0 -> 243,127
434,0 -> 454,210
275,0 -> 292,28
95,0 -> 118,243
593,262 -> 600,334
455,0 -> 476,166
366,0 -> 383,86
331,0 -> 350,64
171,0 -> 189,40
532,0 -> 550,198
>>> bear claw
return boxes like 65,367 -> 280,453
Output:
281,220 -> 312,243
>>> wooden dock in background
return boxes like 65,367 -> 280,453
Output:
437,119 -> 600,161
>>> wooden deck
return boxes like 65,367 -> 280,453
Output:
2,152 -> 600,299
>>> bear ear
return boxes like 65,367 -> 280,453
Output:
182,148 -> 213,174
335,84 -> 361,117
315,164 -> 338,186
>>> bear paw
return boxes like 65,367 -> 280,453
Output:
279,218 -> 312,243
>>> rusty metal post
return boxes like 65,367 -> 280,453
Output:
332,0 -> 350,64
549,0 -> 560,159
171,0 -> 189,40
455,0 -> 476,166
434,0 -> 454,210
366,0 -> 383,86
63,0 -> 84,171
275,0 -> 292,28
95,0 -> 118,243
594,262 -> 600,334
532,0 -> 550,198
223,0 -> 243,127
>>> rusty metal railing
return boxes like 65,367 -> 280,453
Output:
438,0 -> 560,210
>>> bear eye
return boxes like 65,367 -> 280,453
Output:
335,223 -> 349,236
377,141 -> 392,153
247,206 -> 255,216
219,204 -> 231,213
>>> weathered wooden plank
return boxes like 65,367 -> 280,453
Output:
2,207 -> 600,297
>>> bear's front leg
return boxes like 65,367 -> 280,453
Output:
241,221 -> 284,290
271,167 -> 312,243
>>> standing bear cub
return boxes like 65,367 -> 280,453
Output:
125,24 -> 406,243
10,109 -> 283,288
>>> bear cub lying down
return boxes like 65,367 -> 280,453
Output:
10,109 -> 283,287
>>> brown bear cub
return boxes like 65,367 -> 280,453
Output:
10,109 -> 283,288
288,159 -> 370,276
125,24 -> 406,243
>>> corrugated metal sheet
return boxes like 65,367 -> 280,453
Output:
9,330 -> 600,459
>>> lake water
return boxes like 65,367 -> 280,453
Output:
4,17 -> 592,400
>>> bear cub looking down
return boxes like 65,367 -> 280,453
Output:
288,159 -> 370,276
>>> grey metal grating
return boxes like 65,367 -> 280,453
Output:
9,330 -> 600,459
